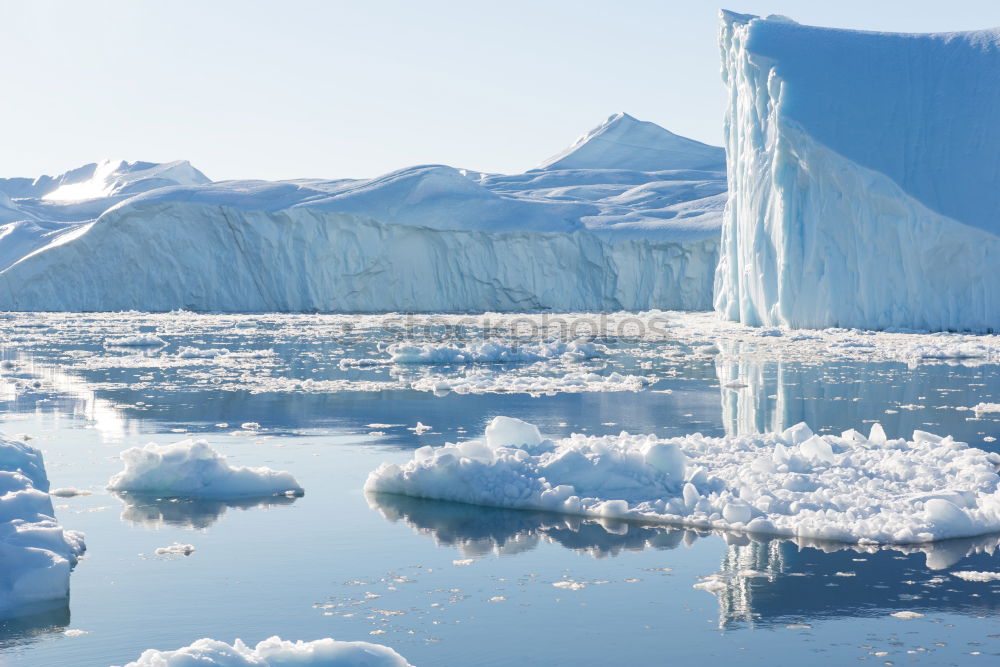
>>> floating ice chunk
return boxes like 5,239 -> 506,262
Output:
155,543 -> 195,556
107,439 -> 304,499
951,570 -> 1000,582
365,418 -> 1000,544
0,433 -> 86,619
104,334 -> 166,348
973,403 -> 1000,416
889,611 -> 924,620
117,635 -> 413,666
410,422 -> 432,435
176,346 -> 230,358
485,416 -> 549,453
693,576 -> 727,593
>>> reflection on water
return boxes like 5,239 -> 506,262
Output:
716,346 -> 1000,447
370,492 -> 1000,628
114,493 -> 300,530
0,604 -> 69,650
709,535 -> 1000,628
369,492 -> 695,559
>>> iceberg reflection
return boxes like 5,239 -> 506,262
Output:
368,492 -> 696,559
370,492 -> 1000,626
114,492 -> 299,530
0,603 -> 70,651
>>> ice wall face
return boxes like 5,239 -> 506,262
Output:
0,114 -> 725,313
716,12 -> 1000,332
0,202 -> 717,312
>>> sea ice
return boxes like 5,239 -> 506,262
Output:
104,334 -> 166,348
107,439 -> 304,499
366,418 -> 1000,544
386,339 -> 607,364
118,635 -> 413,666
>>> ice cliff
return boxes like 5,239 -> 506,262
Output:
0,114 -> 724,313
715,12 -> 1000,332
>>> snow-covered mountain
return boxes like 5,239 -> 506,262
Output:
0,114 -> 725,313
537,112 -> 725,172
715,12 -> 1000,332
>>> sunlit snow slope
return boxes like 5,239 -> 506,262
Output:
715,12 -> 1000,332
0,114 -> 724,313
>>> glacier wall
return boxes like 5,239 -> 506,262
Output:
715,12 -> 1000,332
0,201 -> 717,313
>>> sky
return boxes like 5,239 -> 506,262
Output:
4,0 -> 1000,181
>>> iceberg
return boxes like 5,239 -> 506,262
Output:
0,114 -> 724,313
0,434 -> 85,619
117,635 -> 413,667
366,416 -> 1000,545
715,12 -> 1000,332
107,439 -> 304,499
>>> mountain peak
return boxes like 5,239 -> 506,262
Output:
536,113 -> 725,172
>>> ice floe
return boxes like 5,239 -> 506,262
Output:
366,417 -> 1000,544
386,338 -> 607,364
107,439 -> 304,499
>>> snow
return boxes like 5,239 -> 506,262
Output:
118,636 -> 413,667
107,439 -> 304,499
0,433 -> 86,619
366,418 -> 1000,545
0,114 -> 723,313
715,12 -> 1000,332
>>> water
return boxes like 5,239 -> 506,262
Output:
1,312 -> 999,665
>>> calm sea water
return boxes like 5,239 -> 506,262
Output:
1,313 -> 998,666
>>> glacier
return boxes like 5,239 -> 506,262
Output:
715,12 -> 1000,332
0,113 -> 725,313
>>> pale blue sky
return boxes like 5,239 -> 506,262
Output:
3,1 -> 999,181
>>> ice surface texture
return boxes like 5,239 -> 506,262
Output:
107,439 -> 304,499
118,635 -> 413,667
0,114 -> 723,313
0,434 -> 85,619
715,12 -> 1000,332
367,417 -> 1000,545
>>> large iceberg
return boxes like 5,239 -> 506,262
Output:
0,114 -> 724,313
0,434 -> 85,619
715,12 -> 1000,332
